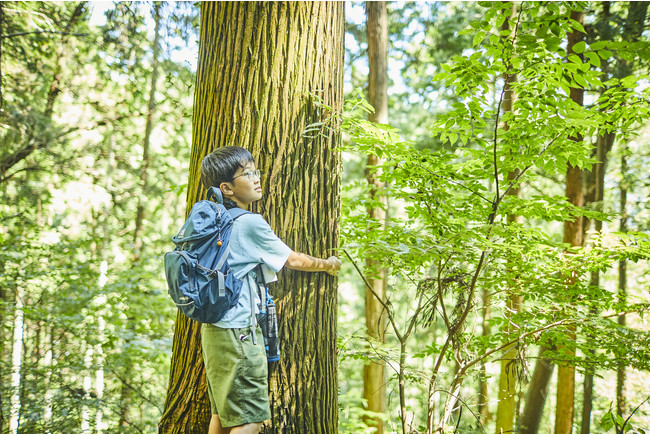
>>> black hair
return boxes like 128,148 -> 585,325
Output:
200,146 -> 255,209
200,146 -> 255,190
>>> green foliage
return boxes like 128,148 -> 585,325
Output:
1,1 -> 197,431
339,1 -> 650,430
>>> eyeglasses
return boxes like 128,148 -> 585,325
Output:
232,169 -> 261,182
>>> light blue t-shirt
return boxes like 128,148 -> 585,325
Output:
215,213 -> 291,328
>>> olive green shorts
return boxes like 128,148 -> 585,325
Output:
201,324 -> 270,428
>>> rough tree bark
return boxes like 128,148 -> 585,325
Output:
364,2 -> 388,433
159,3 -> 343,433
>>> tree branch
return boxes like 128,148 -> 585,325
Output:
1,30 -> 88,39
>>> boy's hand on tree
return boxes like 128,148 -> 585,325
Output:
326,256 -> 342,276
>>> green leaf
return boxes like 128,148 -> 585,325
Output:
591,40 -> 607,50
622,75 -> 638,88
574,73 -> 588,89
473,31 -> 484,46
568,54 -> 582,64
495,13 -> 505,28
598,50 -> 613,60
572,41 -> 586,54
585,52 -> 600,67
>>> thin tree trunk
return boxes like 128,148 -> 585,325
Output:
122,3 -> 162,426
1,2 -> 5,111
159,3 -> 343,432
519,346 -> 555,434
478,284 -> 490,424
581,5 -> 616,430
9,283 -> 24,434
608,0 -> 649,419
364,2 -> 388,433
81,347 -> 94,432
133,1 -> 162,260
554,10 -> 584,434
43,326 -> 54,432
495,5 -> 521,433
95,133 -> 113,433
617,144 -> 628,417
580,130 -> 614,434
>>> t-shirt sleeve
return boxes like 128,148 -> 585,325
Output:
243,214 -> 292,272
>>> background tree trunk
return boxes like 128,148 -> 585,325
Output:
581,3 -> 613,430
9,282 -> 24,434
617,144 -> 628,417
519,347 -> 555,434
580,130 -> 615,434
495,5 -> 521,432
159,3 -> 343,433
122,3 -> 162,427
554,11 -> 584,434
133,1 -> 162,260
1,2 -> 4,111
478,285 -> 490,424
364,2 -> 388,433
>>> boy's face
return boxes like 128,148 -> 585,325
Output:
221,161 -> 262,209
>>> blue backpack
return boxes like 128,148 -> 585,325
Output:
164,187 -> 248,323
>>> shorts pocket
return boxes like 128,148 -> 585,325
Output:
240,333 -> 268,378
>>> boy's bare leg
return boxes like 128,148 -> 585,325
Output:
230,423 -> 262,434
209,415 -> 230,434
208,415 -> 261,434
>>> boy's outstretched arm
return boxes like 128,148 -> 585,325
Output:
285,251 -> 341,276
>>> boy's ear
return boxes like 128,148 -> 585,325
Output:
219,182 -> 234,197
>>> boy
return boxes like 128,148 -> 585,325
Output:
200,146 -> 341,434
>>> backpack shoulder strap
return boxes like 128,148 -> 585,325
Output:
228,208 -> 251,220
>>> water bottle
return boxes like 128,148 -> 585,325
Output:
265,303 -> 279,362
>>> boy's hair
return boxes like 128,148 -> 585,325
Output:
200,146 -> 255,189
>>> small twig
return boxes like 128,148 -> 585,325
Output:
505,132 -> 563,194
492,84 -> 506,201
343,249 -> 404,342
619,396 -> 650,433
436,259 -> 452,330
414,162 -> 493,205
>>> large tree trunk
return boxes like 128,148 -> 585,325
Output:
159,3 -> 343,433
364,2 -> 388,433
554,11 -> 584,434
